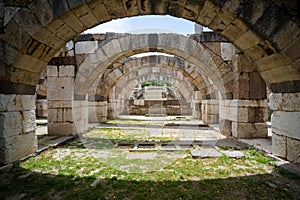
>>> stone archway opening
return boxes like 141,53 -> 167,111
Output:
0,1 -> 299,170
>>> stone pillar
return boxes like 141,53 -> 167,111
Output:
0,94 -> 37,164
192,91 -> 201,119
201,99 -> 219,124
107,100 -> 122,119
270,92 -> 300,164
88,101 -> 108,123
219,53 -> 268,138
47,65 -> 88,135
219,100 -> 268,138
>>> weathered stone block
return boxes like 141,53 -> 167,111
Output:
287,137 -> 300,164
57,108 -> 63,122
0,94 -> 15,112
48,100 -> 73,108
202,114 -> 219,124
75,41 -> 98,54
272,133 -> 287,158
0,112 -> 22,138
232,122 -> 268,138
22,110 -> 36,133
36,99 -> 48,117
47,65 -> 58,77
48,109 -> 57,123
272,111 -> 300,140
282,92 -> 300,112
221,43 -> 234,61
59,65 -> 75,77
269,93 -> 282,110
0,94 -> 35,112
0,132 -> 37,164
63,108 -> 73,122
48,122 -> 74,135
47,77 -> 74,101
219,119 -> 232,136
249,72 -> 266,99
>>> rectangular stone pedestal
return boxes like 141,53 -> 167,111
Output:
47,65 -> 88,135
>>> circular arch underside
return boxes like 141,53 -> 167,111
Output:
75,33 -> 232,97
113,73 -> 195,103
1,0 -> 299,95
113,74 -> 192,102
95,55 -> 215,100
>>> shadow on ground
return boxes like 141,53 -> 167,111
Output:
1,164 -> 299,200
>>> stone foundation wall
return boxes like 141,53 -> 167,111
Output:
0,94 -> 37,164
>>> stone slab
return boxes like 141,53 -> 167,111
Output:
272,133 -> 287,158
59,65 -> 75,77
0,112 -> 22,138
271,111 -> 300,140
220,150 -> 245,159
75,41 -> 98,54
0,132 -> 37,164
0,94 -> 35,112
48,122 -> 74,136
22,110 -> 36,133
232,122 -> 268,139
287,137 -> 300,163
47,77 -> 74,101
191,148 -> 222,158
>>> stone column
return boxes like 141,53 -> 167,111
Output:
88,101 -> 108,123
47,65 -> 88,135
219,53 -> 268,138
270,92 -> 300,164
0,94 -> 37,164
192,91 -> 202,119
201,99 -> 219,124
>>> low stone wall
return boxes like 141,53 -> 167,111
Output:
128,105 -> 192,115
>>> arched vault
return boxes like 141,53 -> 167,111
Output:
75,33 -> 232,97
1,0 -> 299,95
113,74 -> 194,104
94,55 -> 216,100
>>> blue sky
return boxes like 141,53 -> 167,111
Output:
84,15 -> 210,35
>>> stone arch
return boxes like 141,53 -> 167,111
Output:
95,55 -> 215,101
113,73 -> 195,103
107,74 -> 194,118
1,0 -> 299,95
75,33 -> 231,97
1,1 -> 300,164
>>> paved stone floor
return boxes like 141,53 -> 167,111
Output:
34,116 -> 299,177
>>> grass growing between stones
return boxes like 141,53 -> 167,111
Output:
1,125 -> 300,199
